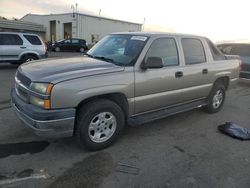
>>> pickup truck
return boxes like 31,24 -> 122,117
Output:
11,32 -> 240,150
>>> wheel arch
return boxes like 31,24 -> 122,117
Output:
76,93 -> 129,119
214,76 -> 229,90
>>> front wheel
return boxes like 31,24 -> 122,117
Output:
75,99 -> 125,151
204,83 -> 226,113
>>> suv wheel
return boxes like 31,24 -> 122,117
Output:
76,99 -> 125,151
22,55 -> 37,63
55,47 -> 60,52
204,83 -> 226,113
79,47 -> 85,53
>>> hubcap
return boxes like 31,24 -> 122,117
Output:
26,58 -> 34,62
88,112 -> 117,143
212,90 -> 223,109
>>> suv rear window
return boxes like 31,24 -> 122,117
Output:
182,38 -> 206,64
0,34 -> 23,45
23,35 -> 42,45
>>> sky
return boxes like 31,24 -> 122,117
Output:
1,0 -> 250,42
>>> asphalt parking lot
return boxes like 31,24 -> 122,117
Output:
0,52 -> 250,188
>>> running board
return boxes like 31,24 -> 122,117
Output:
128,99 -> 208,126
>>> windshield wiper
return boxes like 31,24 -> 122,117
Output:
92,56 -> 114,63
85,53 -> 117,64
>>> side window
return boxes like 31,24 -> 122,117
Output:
1,34 -> 23,45
0,34 -> 3,45
145,38 -> 179,66
72,39 -> 79,44
64,39 -> 71,44
23,35 -> 42,45
182,38 -> 206,65
206,39 -> 225,60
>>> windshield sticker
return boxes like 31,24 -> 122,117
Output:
131,36 -> 148,41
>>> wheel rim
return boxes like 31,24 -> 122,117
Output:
88,112 -> 117,143
80,48 -> 84,52
212,90 -> 223,109
55,47 -> 60,52
25,58 -> 34,62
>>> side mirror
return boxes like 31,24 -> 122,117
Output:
141,57 -> 164,69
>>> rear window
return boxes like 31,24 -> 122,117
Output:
206,39 -> 225,60
218,45 -> 233,54
23,35 -> 42,45
182,38 -> 206,64
0,34 -> 23,45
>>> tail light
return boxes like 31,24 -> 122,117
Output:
239,59 -> 242,71
43,41 -> 48,52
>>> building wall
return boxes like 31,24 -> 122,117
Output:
21,14 -> 142,43
21,14 -> 76,42
0,20 -> 46,39
77,15 -> 141,43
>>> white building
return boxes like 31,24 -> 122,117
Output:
21,13 -> 142,43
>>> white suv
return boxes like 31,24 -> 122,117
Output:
0,32 -> 47,64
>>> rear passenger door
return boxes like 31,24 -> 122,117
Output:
0,34 -> 25,61
135,37 -> 184,114
71,39 -> 80,51
180,38 -> 212,102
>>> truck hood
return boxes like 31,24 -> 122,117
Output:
18,56 -> 125,83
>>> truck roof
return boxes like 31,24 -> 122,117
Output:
112,31 -> 204,38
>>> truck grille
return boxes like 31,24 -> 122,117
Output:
16,71 -> 31,88
15,71 -> 31,102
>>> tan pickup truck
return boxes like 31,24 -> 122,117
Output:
11,32 -> 240,150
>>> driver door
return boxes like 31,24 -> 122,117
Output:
134,37 -> 184,114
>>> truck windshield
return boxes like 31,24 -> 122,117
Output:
87,34 -> 148,66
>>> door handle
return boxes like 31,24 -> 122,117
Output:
202,69 -> 208,74
175,71 -> 183,78
20,46 -> 26,49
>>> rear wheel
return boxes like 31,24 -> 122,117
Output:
75,99 -> 125,151
55,47 -> 60,52
204,83 -> 226,113
21,55 -> 37,63
79,47 -> 85,53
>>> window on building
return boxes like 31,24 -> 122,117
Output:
24,35 -> 42,45
0,34 -> 23,45
145,38 -> 179,66
182,38 -> 206,64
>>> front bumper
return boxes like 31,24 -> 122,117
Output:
11,89 -> 75,138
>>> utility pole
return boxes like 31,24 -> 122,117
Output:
142,18 -> 146,31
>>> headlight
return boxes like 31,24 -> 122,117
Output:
29,82 -> 53,109
30,83 -> 53,95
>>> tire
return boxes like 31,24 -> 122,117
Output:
79,47 -> 85,53
55,47 -> 60,52
75,99 -> 125,151
21,55 -> 37,63
204,82 -> 226,113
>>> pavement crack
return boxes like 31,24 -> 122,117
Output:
0,99 -> 11,105
0,106 -> 12,111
